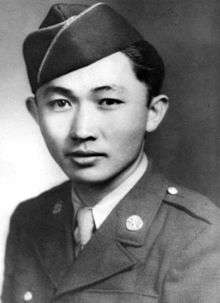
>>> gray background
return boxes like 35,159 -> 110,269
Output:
0,0 -> 219,288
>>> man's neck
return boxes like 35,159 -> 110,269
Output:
72,151 -> 148,207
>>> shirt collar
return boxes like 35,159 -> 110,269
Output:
72,153 -> 148,229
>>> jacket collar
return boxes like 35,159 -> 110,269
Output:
31,162 -> 169,295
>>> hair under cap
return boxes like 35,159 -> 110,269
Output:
23,2 -> 162,93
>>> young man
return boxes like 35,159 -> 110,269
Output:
2,3 -> 220,303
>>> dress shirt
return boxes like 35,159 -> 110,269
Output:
72,153 -> 148,229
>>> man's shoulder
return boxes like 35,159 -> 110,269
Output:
11,181 -> 71,227
157,182 -> 220,252
144,178 -> 220,256
162,183 -> 220,226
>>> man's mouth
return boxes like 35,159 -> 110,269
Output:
65,150 -> 106,165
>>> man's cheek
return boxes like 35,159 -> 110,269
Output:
120,123 -> 145,142
41,123 -> 64,141
112,131 -> 140,155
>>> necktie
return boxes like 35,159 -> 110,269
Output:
74,207 -> 95,256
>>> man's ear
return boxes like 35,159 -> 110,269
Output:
145,94 -> 169,132
26,97 -> 39,124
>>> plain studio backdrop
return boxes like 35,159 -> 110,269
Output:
0,0 -> 219,291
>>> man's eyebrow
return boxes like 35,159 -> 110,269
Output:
41,86 -> 75,98
92,85 -> 125,93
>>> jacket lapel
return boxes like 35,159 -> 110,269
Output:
55,162 -> 169,297
116,165 -> 169,248
55,208 -> 138,296
29,181 -> 75,288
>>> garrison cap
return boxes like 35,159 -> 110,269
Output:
23,2 -> 161,93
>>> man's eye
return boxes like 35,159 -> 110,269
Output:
48,99 -> 72,111
99,98 -> 123,108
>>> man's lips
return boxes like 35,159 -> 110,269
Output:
65,150 -> 106,165
66,150 -> 106,157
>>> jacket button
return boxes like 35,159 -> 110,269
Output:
167,186 -> 178,195
23,291 -> 33,301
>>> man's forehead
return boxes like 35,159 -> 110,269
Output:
36,52 -> 134,97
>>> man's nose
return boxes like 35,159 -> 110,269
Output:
70,103 -> 97,142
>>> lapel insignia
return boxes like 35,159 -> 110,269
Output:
126,215 -> 143,231
52,201 -> 63,214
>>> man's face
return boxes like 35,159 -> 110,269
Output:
33,52 -> 151,184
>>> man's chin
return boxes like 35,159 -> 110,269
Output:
65,156 -> 142,187
67,169 -> 120,187
67,169 -> 104,184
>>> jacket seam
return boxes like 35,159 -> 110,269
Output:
84,288 -> 158,298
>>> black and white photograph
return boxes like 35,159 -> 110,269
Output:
0,0 -> 219,302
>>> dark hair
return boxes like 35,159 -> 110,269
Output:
121,40 -> 165,105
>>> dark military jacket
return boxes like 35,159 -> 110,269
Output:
2,165 -> 220,303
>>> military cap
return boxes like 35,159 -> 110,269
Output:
23,2 -> 162,93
